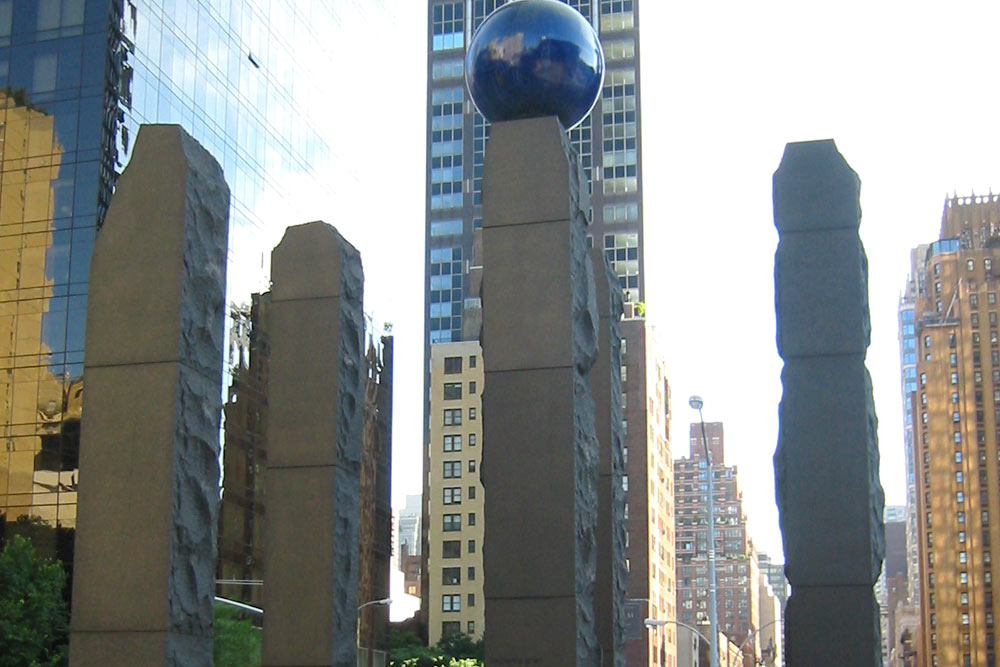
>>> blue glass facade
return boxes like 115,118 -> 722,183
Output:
0,0 -> 336,558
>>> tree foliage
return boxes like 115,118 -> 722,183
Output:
0,535 -> 69,667
390,629 -> 483,667
214,604 -> 261,667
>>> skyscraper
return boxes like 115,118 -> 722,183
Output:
900,243 -> 929,607
0,0 -> 345,559
909,193 -> 1000,666
675,422 -> 760,655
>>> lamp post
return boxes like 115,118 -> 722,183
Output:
645,618 -> 712,667
357,598 -> 392,667
689,395 -> 718,667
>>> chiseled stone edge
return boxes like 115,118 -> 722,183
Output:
600,249 -> 628,667
567,132 -> 601,666
332,232 -> 365,664
166,129 -> 230,666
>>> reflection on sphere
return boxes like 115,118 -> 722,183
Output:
465,0 -> 604,129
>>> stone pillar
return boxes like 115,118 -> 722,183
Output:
772,139 -> 885,666
590,248 -> 627,667
69,125 -> 230,666
262,221 -> 364,667
482,116 -> 600,666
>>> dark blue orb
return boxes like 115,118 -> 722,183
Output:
465,0 -> 604,130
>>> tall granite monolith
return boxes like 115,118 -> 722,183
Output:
69,125 -> 230,666
482,115 -> 600,665
262,221 -> 364,667
590,248 -> 627,667
773,139 -> 885,666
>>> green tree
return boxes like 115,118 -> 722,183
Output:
0,535 -> 69,667
389,630 -> 483,667
214,604 -> 261,667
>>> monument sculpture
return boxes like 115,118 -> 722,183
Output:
262,222 -> 365,666
68,125 -> 230,666
773,139 -> 886,665
471,1 -> 611,664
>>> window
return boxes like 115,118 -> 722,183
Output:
973,294 -> 980,308
443,594 -> 461,612
444,487 -> 462,504
955,432 -> 963,443
620,365 -> 628,382
442,567 -> 461,585
444,409 -> 462,426
468,433 -> 476,446
921,372 -> 927,386
467,621 -> 475,635
469,355 -> 477,368
468,593 -> 476,607
992,292 -> 998,305
468,512 -> 476,526
988,259 -> 994,273
443,461 -> 462,478
443,514 -> 461,531
970,260 -> 977,272
957,471 -> 964,484
961,551 -> 968,564
468,460 -> 476,472
432,2 -> 464,51
442,621 -> 460,637
958,491 -> 965,504
469,485 -> 476,500
468,566 -> 476,580
444,434 -> 462,451
432,58 -> 463,80
957,451 -> 964,463
444,382 -> 462,400
953,372 -> 960,385
468,539 -> 476,553
469,380 -> 476,394
469,407 -> 477,420
442,540 -> 461,558
444,356 -> 462,374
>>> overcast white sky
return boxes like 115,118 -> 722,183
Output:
295,0 -> 1000,561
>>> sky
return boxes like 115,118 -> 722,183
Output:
296,0 -> 1000,562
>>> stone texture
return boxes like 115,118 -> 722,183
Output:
783,587 -> 882,667
69,124 -> 229,667
482,116 -> 600,666
262,221 -> 364,667
589,248 -> 627,667
772,139 -> 885,666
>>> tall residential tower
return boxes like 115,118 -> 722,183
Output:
909,193 -> 1000,666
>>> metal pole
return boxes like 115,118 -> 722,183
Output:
694,402 -> 719,667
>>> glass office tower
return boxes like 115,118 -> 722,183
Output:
0,0 -> 338,560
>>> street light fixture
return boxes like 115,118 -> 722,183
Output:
357,598 -> 392,667
689,394 -> 719,667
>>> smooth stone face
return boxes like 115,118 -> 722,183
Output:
466,0 -> 604,129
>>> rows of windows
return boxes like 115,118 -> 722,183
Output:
604,232 -> 639,301
601,69 -> 637,195
431,2 -> 464,51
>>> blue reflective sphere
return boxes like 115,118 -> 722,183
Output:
466,0 -> 604,130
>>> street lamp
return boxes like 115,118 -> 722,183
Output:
643,618 -> 667,666
689,395 -> 719,667
645,618 -> 713,666
737,618 -> 782,666
357,598 -> 392,667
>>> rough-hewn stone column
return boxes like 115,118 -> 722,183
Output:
69,124 -> 230,667
482,115 -> 600,666
262,221 -> 364,667
773,139 -> 885,666
590,248 -> 627,667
